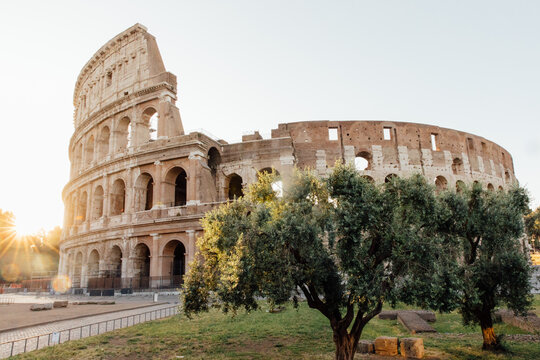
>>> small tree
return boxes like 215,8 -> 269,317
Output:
525,207 -> 540,251
183,166 -> 460,360
440,183 -> 532,350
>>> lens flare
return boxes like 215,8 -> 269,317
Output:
52,275 -> 71,293
1,263 -> 21,282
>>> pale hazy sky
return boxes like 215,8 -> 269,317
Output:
1,0 -> 539,233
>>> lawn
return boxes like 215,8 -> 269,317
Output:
14,295 -> 540,360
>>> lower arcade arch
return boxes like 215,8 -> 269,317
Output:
162,240 -> 186,287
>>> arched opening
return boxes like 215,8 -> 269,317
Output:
134,173 -> 154,211
385,174 -> 398,183
452,158 -> 463,175
142,107 -> 158,142
354,151 -> 371,171
505,171 -> 511,183
88,249 -> 100,277
435,176 -> 448,192
116,117 -> 131,151
162,240 -> 186,287
498,186 -> 504,191
85,136 -> 94,166
456,180 -> 466,193
77,192 -> 87,223
208,147 -> 221,179
108,245 -> 122,278
487,183 -> 495,191
98,126 -> 110,159
92,186 -> 104,219
227,174 -> 243,200
74,143 -> 83,171
361,175 -> 375,183
73,252 -> 83,287
164,167 -> 188,207
133,243 -> 150,289
110,179 -> 126,215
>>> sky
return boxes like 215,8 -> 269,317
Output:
0,0 -> 539,234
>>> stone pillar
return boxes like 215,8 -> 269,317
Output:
186,230 -> 196,266
187,151 -> 204,205
150,234 -> 161,278
153,161 -> 164,208
121,257 -> 129,287
103,175 -> 110,216
81,264 -> 88,289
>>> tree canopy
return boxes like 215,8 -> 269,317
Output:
440,183 -> 532,349
183,166 -> 462,360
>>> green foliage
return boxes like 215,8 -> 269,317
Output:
439,184 -> 533,331
525,207 -> 540,250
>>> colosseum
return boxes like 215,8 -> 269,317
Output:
58,24 -> 517,293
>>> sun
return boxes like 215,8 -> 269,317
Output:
14,216 -> 43,238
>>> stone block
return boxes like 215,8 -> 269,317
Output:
414,310 -> 436,322
53,300 -> 68,308
378,310 -> 398,320
398,311 -> 436,334
374,336 -> 398,356
357,340 -> 375,354
400,337 -> 424,358
30,303 -> 53,311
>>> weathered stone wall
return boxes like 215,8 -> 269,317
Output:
59,24 -> 517,289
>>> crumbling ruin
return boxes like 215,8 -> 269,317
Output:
58,24 -> 517,291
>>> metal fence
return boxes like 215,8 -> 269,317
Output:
0,304 -> 179,359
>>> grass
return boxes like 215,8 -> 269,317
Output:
13,295 -> 540,360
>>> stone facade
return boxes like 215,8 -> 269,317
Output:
58,24 -> 517,290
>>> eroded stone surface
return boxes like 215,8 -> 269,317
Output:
374,336 -> 398,356
53,301 -> 68,308
400,337 -> 424,358
30,303 -> 53,311
357,340 -> 375,353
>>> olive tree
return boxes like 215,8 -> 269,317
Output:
183,166 -> 460,360
439,183 -> 532,350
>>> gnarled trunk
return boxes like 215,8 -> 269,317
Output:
333,327 -> 357,360
479,311 -> 498,350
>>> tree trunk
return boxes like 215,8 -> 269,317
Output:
333,329 -> 357,360
479,311 -> 498,350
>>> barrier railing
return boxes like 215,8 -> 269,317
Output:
0,304 -> 179,358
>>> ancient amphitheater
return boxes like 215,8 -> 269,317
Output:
58,24 -> 517,292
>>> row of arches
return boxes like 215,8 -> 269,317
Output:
72,107 -> 160,173
69,240 -> 187,288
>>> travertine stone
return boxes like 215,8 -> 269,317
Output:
400,337 -> 424,358
53,301 -> 68,308
374,336 -> 398,356
30,303 -> 53,311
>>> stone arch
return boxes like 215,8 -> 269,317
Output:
85,135 -> 95,166
132,243 -> 151,282
435,176 -> 448,192
452,158 -> 464,175
385,174 -> 398,183
208,147 -> 221,179
258,167 -> 279,177
77,191 -> 87,223
97,126 -> 110,159
498,185 -> 504,191
88,249 -> 100,277
505,170 -> 511,183
75,143 -> 83,171
162,240 -> 186,287
487,183 -> 495,191
134,173 -> 154,211
361,175 -> 375,183
92,186 -> 104,219
107,245 -> 122,277
116,116 -> 131,151
354,151 -> 371,171
227,173 -> 243,200
110,179 -> 126,215
142,107 -> 159,142
165,167 -> 187,207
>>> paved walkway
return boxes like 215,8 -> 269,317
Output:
0,302 -> 179,358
